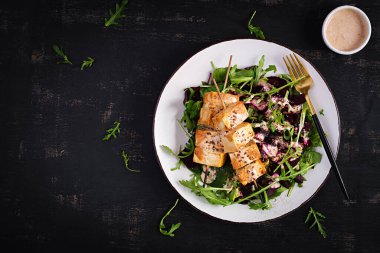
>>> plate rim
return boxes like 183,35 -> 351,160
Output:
152,38 -> 341,223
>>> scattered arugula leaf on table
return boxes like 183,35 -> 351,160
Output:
105,0 -> 129,27
159,199 -> 181,237
319,109 -> 325,116
52,45 -> 72,64
103,121 -> 121,141
81,57 -> 95,70
121,150 -> 140,172
248,11 -> 265,39
305,207 -> 327,238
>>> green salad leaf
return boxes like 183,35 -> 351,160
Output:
248,11 -> 265,39
309,123 -> 322,147
105,0 -> 129,27
103,121 -> 121,141
300,150 -> 322,170
81,57 -> 95,70
181,100 -> 202,133
52,45 -> 72,65
159,199 -> 181,237
305,207 -> 327,238
180,174 -> 233,206
121,150 -> 140,172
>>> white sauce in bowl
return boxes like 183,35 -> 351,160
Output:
325,8 -> 369,52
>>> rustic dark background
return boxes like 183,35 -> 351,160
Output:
1,0 -> 379,252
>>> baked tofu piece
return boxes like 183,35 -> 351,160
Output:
202,92 -> 239,109
222,122 -> 254,153
198,107 -> 219,128
198,92 -> 239,128
212,102 -> 249,131
193,147 -> 226,167
235,160 -> 267,185
195,129 -> 224,153
229,141 -> 261,170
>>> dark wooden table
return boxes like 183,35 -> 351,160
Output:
1,0 -> 379,252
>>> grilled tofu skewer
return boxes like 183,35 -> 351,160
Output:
198,60 -> 234,186
194,56 -> 265,187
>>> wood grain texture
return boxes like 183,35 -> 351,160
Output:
0,0 -> 379,252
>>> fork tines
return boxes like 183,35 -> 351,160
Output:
283,53 -> 309,80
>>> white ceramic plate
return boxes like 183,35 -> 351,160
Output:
153,39 -> 340,223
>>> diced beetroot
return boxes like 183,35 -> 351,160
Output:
295,175 -> 305,184
183,86 -> 201,104
239,182 -> 256,197
280,180 -> 291,189
181,156 -> 198,170
274,136 -> 289,150
266,187 -> 277,197
267,76 -> 287,88
289,157 -> 300,167
303,121 -> 312,131
289,94 -> 306,105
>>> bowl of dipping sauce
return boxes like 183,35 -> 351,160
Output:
322,5 -> 371,55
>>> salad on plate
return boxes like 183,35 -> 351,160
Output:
162,55 -> 322,210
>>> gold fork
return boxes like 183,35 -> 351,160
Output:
283,53 -> 350,200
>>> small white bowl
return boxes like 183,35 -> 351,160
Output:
322,5 -> 371,55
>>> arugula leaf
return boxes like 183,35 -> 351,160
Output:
160,145 -> 184,171
269,186 -> 287,199
249,189 -> 272,210
52,45 -> 72,64
180,174 -> 232,206
305,207 -> 327,238
208,164 -> 234,188
309,122 -> 322,147
171,159 -> 184,171
253,56 -> 277,85
212,67 -> 228,83
161,145 -> 186,171
200,83 -> 224,97
102,121 -> 121,141
277,73 -> 292,83
300,150 -> 322,170
296,104 -> 308,143
105,0 -> 129,27
176,121 -> 195,159
249,201 -> 269,210
248,11 -> 265,39
121,150 -> 140,172
161,145 -> 177,156
180,100 -> 202,133
81,57 -> 95,70
319,109 -> 325,116
159,199 -> 181,237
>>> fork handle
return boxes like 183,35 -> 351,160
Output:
311,112 -> 350,200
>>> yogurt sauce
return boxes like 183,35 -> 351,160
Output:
326,9 -> 367,51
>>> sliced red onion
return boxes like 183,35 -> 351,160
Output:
249,98 -> 268,111
262,143 -> 278,157
254,132 -> 266,143
271,173 -> 281,189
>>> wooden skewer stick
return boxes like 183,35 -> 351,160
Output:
202,165 -> 209,187
203,56 -> 233,187
212,78 -> 226,109
223,55 -> 233,91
